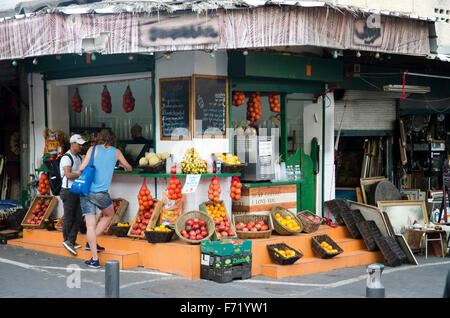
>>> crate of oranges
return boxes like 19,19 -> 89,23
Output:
267,243 -> 303,265
270,206 -> 303,235
144,224 -> 175,243
199,200 -> 237,240
311,234 -> 343,259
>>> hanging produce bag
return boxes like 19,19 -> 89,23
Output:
208,175 -> 221,203
122,85 -> 135,113
230,175 -> 242,201
71,88 -> 82,113
268,93 -> 280,113
160,175 -> 184,225
38,173 -> 50,195
101,85 -> 112,113
246,92 -> 262,122
232,91 -> 245,107
137,178 -> 153,212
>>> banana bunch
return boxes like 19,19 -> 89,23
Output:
181,147 -> 207,174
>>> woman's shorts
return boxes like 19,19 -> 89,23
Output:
80,192 -> 113,216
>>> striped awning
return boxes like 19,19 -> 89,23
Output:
0,5 -> 431,60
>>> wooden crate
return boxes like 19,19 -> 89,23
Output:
97,198 -> 129,235
55,216 -> 63,231
199,200 -> 237,240
127,200 -> 162,239
21,195 -> 58,229
232,183 -> 297,215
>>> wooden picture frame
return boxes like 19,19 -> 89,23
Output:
159,77 -> 192,141
377,200 -> 428,235
347,200 -> 390,237
394,234 -> 418,265
192,74 -> 229,139
360,177 -> 388,205
418,190 -> 426,201
400,189 -> 420,201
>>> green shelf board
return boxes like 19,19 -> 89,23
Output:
139,173 -> 240,178
241,180 -> 302,188
35,168 -> 49,173
113,169 -> 142,175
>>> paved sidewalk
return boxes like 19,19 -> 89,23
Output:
1,244 -> 449,298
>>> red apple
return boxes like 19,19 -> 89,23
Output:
185,225 -> 192,232
255,223 -> 262,231
242,227 -> 249,232
189,230 -> 196,237
187,219 -> 194,226
193,218 -> 200,224
221,231 -> 228,238
201,230 -> 208,237
228,231 -> 235,237
199,220 -> 206,227
181,230 -> 187,236
192,223 -> 200,230
196,229 -> 201,234
261,224 -> 269,231
248,221 -> 255,228
257,220 -> 265,226
251,227 -> 258,232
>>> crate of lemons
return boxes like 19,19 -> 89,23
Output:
267,243 -> 303,265
320,240 -> 339,254
144,224 -> 175,243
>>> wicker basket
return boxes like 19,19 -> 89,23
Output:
139,160 -> 166,173
311,233 -> 344,259
175,210 -> 215,244
374,236 -> 407,267
355,221 -> 379,251
110,224 -> 131,237
144,227 -> 175,243
297,210 -> 323,233
232,212 -> 273,239
341,209 -> 362,239
267,243 -> 303,265
270,206 -> 303,235
324,199 -> 348,225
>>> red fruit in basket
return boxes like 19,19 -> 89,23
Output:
192,223 -> 199,230
199,220 -> 206,227
228,231 -> 235,237
196,234 -> 203,240
133,223 -> 139,230
255,224 -> 262,231
261,224 -> 269,231
242,227 -> 249,232
189,230 -> 196,237
193,218 -> 199,224
221,231 -> 228,238
181,230 -> 187,236
251,227 -> 258,232
187,219 -> 194,226
144,212 -> 150,219
140,224 -> 146,231
257,220 -> 265,226
201,230 -> 208,237
185,225 -> 192,232
248,221 -> 255,228
142,219 -> 149,225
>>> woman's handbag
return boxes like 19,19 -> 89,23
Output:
70,145 -> 96,196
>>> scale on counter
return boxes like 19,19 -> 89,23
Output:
234,135 -> 276,182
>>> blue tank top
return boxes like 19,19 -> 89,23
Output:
90,145 -> 116,193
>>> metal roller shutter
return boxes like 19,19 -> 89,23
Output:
334,90 -> 400,132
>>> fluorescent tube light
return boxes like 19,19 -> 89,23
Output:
383,84 -> 430,94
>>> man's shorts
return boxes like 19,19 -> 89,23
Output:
80,192 -> 113,216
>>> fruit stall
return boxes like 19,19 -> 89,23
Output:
14,49 -> 357,281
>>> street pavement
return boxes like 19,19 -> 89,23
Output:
1,244 -> 449,300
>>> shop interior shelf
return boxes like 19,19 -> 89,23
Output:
241,180 -> 302,187
139,173 -> 241,178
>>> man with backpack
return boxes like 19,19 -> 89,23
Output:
58,134 -> 85,256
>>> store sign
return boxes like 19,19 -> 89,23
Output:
139,13 -> 220,47
353,14 -> 382,47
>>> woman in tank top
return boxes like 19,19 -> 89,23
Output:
79,129 -> 132,268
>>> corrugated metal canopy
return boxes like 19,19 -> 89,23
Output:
0,0 -> 439,21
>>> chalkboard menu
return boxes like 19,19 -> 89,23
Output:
159,77 -> 191,140
193,75 -> 228,138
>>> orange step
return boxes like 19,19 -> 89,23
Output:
8,225 -> 385,279
8,238 -> 139,269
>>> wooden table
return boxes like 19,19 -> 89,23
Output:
404,229 -> 447,257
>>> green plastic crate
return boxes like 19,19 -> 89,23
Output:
200,237 -> 252,256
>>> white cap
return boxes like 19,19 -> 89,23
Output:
70,134 -> 86,145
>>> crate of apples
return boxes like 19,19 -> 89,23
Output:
128,200 -> 161,239
203,201 -> 236,240
22,196 -> 56,228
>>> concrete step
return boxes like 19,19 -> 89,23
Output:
260,250 -> 385,279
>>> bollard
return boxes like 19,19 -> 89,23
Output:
366,263 -> 385,298
105,260 -> 120,298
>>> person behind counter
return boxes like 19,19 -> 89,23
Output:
130,124 -> 149,144
79,128 -> 132,268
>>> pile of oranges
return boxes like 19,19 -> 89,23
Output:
206,202 -> 226,223
268,93 -> 280,112
230,179 -> 242,201
167,175 -> 182,200
246,92 -> 262,122
232,91 -> 245,107
137,184 -> 153,212
38,173 -> 50,195
208,178 -> 221,202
